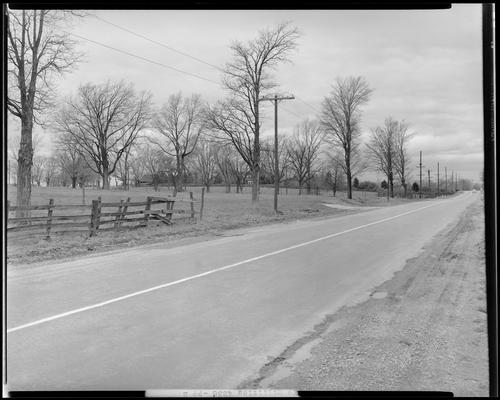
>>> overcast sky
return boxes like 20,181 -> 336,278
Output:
11,5 -> 484,183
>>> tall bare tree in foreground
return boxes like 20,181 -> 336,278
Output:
321,76 -> 372,199
366,117 -> 399,198
150,93 -> 204,193
206,22 -> 299,204
287,119 -> 323,194
7,9 -> 82,213
54,81 -> 152,189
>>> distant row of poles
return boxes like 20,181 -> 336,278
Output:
417,150 -> 462,198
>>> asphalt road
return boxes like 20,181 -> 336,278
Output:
6,192 -> 478,390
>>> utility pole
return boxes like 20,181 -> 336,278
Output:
419,151 -> 423,199
445,166 -> 448,195
437,162 -> 440,197
427,169 -> 431,191
259,93 -> 295,214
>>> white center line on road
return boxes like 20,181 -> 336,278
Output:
8,202 -> 443,334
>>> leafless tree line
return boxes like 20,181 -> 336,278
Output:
7,11 -> 415,213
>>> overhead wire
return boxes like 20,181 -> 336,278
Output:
92,15 -> 225,73
66,31 -> 221,86
76,16 -> 324,121
91,15 -> 324,118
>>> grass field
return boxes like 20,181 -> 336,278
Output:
6,184 -> 414,265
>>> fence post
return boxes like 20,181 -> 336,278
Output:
90,200 -> 99,237
199,188 -> 205,221
114,199 -> 124,230
120,197 -> 131,227
46,198 -> 54,240
144,196 -> 152,226
189,192 -> 195,219
96,196 -> 102,230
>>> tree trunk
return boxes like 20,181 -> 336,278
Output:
251,97 -> 260,205
16,115 -> 34,218
346,170 -> 352,199
251,168 -> 259,204
175,157 -> 184,193
102,169 -> 110,190
71,176 -> 77,188
225,183 -> 231,193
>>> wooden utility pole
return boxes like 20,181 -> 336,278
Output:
419,151 -> 423,199
427,169 -> 431,191
260,93 -> 295,214
437,162 -> 440,196
445,166 -> 448,195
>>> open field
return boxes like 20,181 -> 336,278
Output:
6,185 -> 419,265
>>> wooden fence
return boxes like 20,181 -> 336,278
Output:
7,190 -> 205,239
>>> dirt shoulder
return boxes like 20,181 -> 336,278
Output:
244,199 -> 488,395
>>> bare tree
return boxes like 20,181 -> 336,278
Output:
56,131 -> 89,188
321,76 -> 372,199
54,80 -> 152,189
149,92 -> 204,193
393,120 -> 414,197
261,135 -> 290,186
206,22 -> 299,204
214,145 -> 234,193
128,146 -> 147,187
32,155 -> 45,186
366,117 -> 401,198
56,143 -> 89,189
7,9 -> 83,213
115,136 -> 139,190
229,154 -> 249,194
287,120 -> 323,194
194,139 -> 217,192
140,143 -> 174,191
44,155 -> 58,186
324,153 -> 345,197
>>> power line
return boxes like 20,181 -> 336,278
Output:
280,105 -> 302,119
66,31 -> 221,85
92,15 -> 224,72
92,16 -> 322,118
295,96 -> 322,114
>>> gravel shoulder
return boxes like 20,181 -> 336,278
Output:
244,198 -> 488,395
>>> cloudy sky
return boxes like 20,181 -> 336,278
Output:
11,5 -> 484,183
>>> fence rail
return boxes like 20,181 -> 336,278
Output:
7,191 -> 204,239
